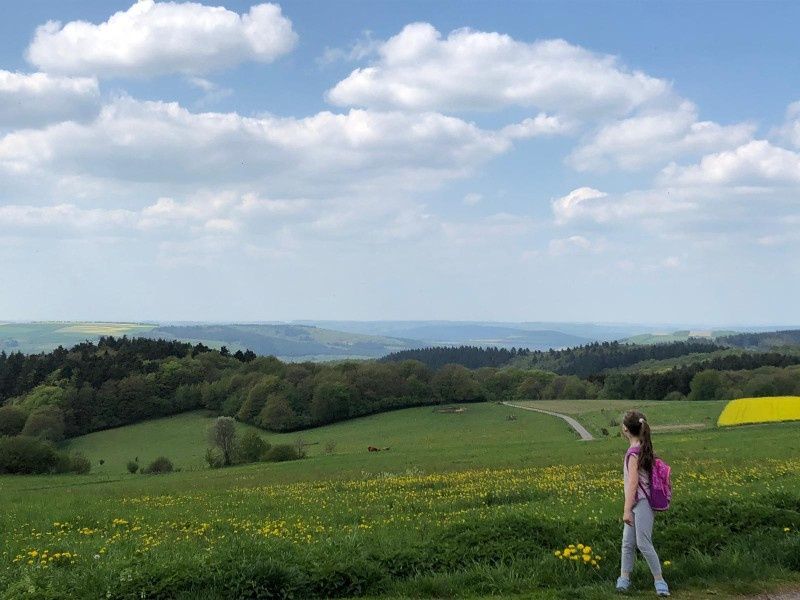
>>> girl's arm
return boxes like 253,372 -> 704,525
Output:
623,454 -> 639,525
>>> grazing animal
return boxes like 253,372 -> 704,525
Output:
368,446 -> 380,452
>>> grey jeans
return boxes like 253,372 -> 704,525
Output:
621,498 -> 662,577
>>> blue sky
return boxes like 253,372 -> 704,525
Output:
0,1 -> 798,325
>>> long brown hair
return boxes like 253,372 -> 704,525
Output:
623,410 -> 654,474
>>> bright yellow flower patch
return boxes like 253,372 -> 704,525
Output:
717,396 -> 800,427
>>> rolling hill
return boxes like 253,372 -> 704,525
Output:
0,322 -> 418,360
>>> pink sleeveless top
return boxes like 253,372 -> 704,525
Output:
624,445 -> 650,502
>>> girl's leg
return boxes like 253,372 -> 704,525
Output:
632,500 -> 664,580
620,515 -> 637,578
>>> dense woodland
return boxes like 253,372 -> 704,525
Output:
719,329 -> 800,350
508,340 -> 725,376
381,345 -> 531,369
1,335 -> 800,449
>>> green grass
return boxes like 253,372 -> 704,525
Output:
65,403 -> 571,476
65,412 -> 266,473
511,399 -> 726,438
2,401 -> 800,599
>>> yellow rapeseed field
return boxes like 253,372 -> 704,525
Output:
717,396 -> 800,427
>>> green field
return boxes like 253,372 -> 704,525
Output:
66,403 -> 569,476
2,401 -> 800,599
0,322 -> 157,353
511,400 -> 726,437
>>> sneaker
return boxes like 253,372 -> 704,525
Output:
615,576 -> 631,592
655,580 -> 670,596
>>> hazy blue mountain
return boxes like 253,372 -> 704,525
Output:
146,324 -> 417,360
293,320 -> 652,347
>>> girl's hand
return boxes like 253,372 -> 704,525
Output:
623,511 -> 634,526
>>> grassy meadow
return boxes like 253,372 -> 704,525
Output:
1,400 -> 800,599
511,400 -> 726,438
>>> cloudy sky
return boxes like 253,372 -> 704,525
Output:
1,1 -> 798,325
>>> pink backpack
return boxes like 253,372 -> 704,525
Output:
626,447 -> 672,511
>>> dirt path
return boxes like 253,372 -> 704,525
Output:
743,592 -> 800,599
501,401 -> 594,441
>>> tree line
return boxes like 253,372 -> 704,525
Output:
2,337 -> 800,453
381,345 -> 531,370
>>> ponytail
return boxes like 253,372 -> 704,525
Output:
623,410 -> 654,475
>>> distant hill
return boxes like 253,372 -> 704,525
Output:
293,320 -> 657,342
381,345 -> 530,370
624,330 -> 740,345
508,340 -> 725,377
146,324 -> 416,360
0,322 -> 156,354
719,329 -> 800,350
295,320 -> 594,349
0,322 -> 416,360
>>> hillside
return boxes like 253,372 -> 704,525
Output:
146,323 -> 416,360
65,402 -> 567,475
0,322 -> 157,353
507,339 -> 724,376
623,329 -> 739,344
0,321 -> 418,360
720,329 -> 800,350
4,400 -> 800,599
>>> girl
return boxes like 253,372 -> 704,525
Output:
616,410 -> 670,596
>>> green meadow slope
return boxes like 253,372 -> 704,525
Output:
65,402 -> 571,476
2,400 -> 800,599
511,399 -> 726,437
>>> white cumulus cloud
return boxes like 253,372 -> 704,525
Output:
26,1 -> 297,77
660,140 -> 800,186
0,97 -> 552,199
326,23 -> 671,117
0,70 -> 99,128
569,101 -> 755,171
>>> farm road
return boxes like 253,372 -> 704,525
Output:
501,402 -> 594,441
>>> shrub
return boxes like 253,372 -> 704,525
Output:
204,447 -> 225,469
21,405 -> 66,441
689,369 -> 722,401
237,430 -> 270,463
143,456 -> 174,474
264,444 -> 300,462
126,460 -> 139,474
663,390 -> 686,401
0,436 -> 58,474
0,405 -> 28,436
70,453 -> 91,474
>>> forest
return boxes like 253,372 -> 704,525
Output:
1,335 -> 800,448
